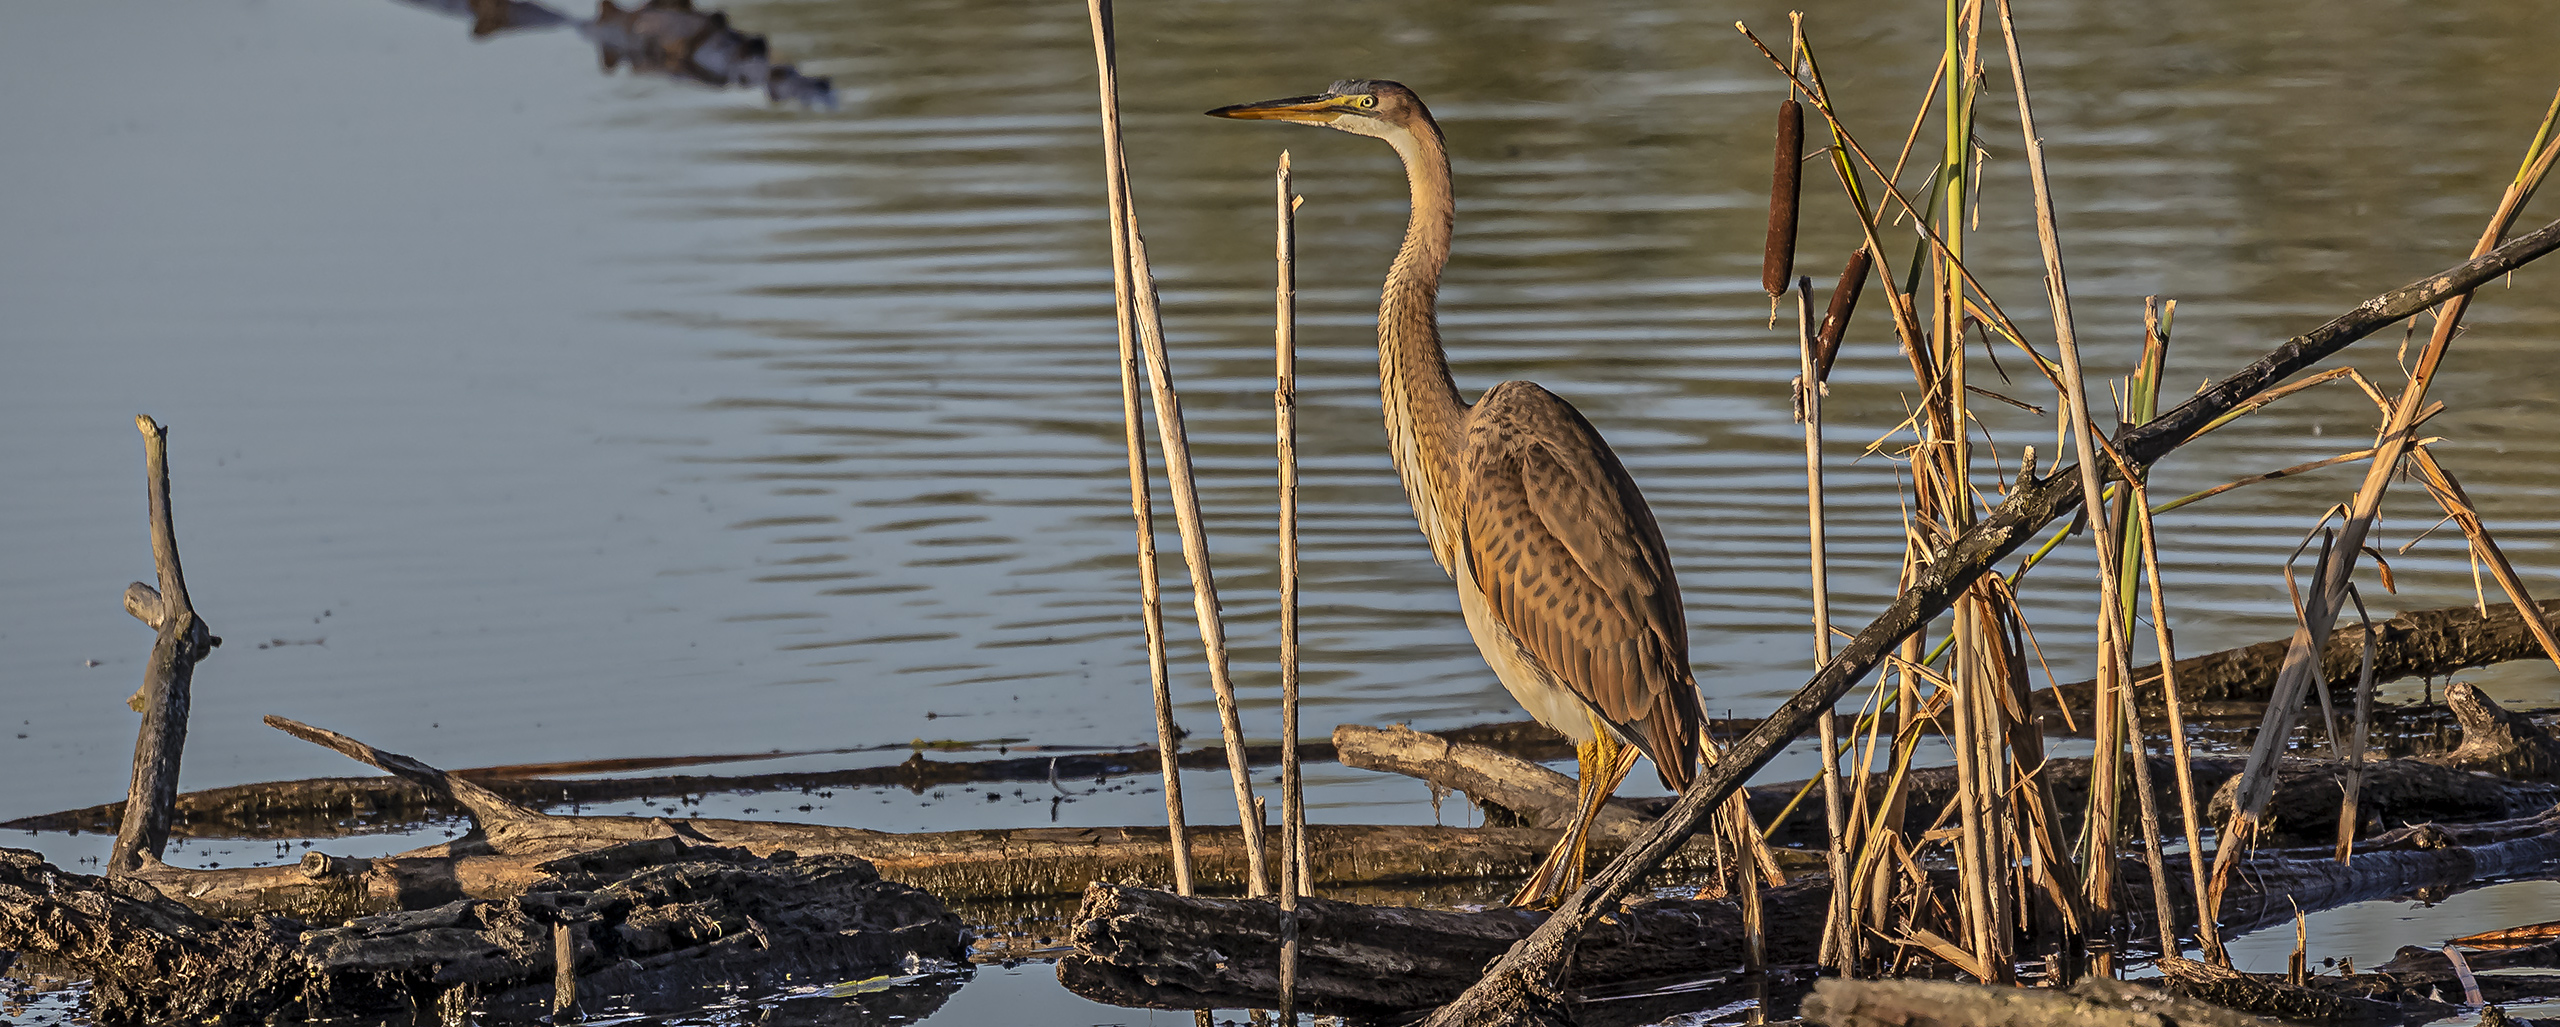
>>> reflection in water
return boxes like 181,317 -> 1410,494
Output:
395,0 -> 835,107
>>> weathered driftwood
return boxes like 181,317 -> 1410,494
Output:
109,416 -> 221,876
1800,976 -> 2283,1027
2038,599 -> 2560,716
0,840 -> 965,1024
2203,681 -> 2560,844
1422,219 -> 2560,1027
1058,810 -> 2560,1016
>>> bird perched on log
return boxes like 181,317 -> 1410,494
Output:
1210,80 -> 1705,906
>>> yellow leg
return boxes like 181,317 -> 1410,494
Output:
1510,718 -> 1641,908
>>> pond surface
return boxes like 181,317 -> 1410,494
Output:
4,0 -> 2560,1022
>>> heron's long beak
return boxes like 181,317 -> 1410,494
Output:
1205,94 -> 1351,124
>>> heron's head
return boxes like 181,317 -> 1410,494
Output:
1206,80 -> 1436,142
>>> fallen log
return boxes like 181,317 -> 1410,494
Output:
0,840 -> 965,1024
2037,599 -> 2560,716
1058,810 -> 2560,1015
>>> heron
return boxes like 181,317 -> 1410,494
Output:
1210,80 -> 1704,906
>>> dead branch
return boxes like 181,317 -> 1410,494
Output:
110,416 -> 220,875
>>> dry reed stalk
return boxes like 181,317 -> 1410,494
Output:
2126,478 -> 2220,958
1794,276 -> 1852,972
1995,0 -> 2140,961
2211,102 -> 2558,934
1081,0 -> 1190,896
1274,150 -> 1304,1018
1083,0 -> 1267,897
2335,588 -> 2378,863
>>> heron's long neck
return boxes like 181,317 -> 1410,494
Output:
1377,121 -> 1470,575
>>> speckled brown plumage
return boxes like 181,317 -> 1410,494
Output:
1463,382 -> 1701,789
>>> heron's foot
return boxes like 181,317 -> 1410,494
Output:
1508,837 -> 1582,909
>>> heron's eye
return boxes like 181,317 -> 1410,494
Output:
1349,94 -> 1378,109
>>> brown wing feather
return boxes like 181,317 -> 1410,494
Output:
1461,381 -> 1702,790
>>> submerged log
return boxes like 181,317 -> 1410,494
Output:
1059,811 -> 2560,1016
2037,598 -> 2560,716
0,840 -> 966,1024
2206,682 -> 2560,844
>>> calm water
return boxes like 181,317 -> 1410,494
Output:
4,0 -> 2559,1021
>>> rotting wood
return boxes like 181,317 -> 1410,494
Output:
1799,976 -> 2286,1027
110,416 -> 221,876
0,839 -> 965,1025
1059,814 -> 2560,1016
2035,599 -> 2560,719
1420,216 -> 2560,1027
